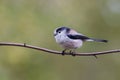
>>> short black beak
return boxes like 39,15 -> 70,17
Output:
54,33 -> 57,36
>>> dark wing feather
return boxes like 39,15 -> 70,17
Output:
67,34 -> 90,40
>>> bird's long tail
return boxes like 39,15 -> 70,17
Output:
86,38 -> 108,43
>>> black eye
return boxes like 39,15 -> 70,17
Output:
58,31 -> 61,33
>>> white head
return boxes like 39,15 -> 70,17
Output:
54,27 -> 70,44
54,27 -> 70,36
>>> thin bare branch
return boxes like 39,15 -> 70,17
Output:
0,42 -> 119,56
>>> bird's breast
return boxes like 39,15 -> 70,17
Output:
55,35 -> 83,49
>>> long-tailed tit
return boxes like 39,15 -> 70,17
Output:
54,26 -> 108,56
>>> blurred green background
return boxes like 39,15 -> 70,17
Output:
0,0 -> 120,80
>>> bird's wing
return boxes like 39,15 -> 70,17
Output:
67,34 -> 90,40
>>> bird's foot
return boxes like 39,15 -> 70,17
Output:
70,50 -> 76,56
62,49 -> 66,56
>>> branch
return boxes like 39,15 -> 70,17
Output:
0,42 -> 119,57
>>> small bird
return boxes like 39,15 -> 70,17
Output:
54,26 -> 108,56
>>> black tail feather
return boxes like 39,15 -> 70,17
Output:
92,38 -> 108,43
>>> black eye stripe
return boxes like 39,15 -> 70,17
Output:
56,27 -> 70,33
66,28 -> 70,33
56,27 -> 64,33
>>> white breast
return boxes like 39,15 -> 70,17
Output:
55,33 -> 83,49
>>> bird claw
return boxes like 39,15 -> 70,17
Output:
62,49 -> 66,56
62,49 -> 76,56
70,50 -> 76,56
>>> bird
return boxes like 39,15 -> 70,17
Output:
54,26 -> 108,56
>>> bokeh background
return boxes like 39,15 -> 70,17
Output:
0,0 -> 120,80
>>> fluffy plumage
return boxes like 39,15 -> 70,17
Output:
54,26 -> 108,55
